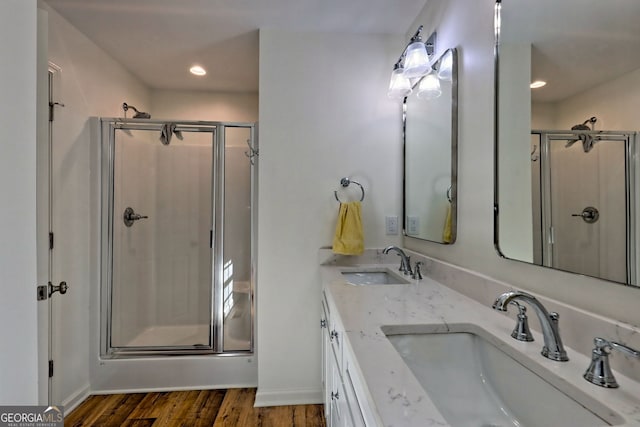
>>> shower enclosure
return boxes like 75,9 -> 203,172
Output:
531,130 -> 637,284
99,118 -> 256,356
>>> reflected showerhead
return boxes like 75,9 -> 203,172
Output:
567,116 -> 599,152
572,116 -> 597,131
122,102 -> 151,119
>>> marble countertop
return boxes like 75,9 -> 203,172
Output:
321,262 -> 640,427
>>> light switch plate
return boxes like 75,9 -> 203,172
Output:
407,216 -> 419,235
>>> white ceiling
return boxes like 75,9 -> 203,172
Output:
44,0 -> 428,92
502,0 -> 640,103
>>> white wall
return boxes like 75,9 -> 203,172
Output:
42,2 -> 151,408
496,43 -> 533,261
150,90 -> 258,123
403,0 -> 640,328
256,29 -> 403,405
0,0 -> 41,405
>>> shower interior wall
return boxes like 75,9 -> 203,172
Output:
112,130 -> 214,347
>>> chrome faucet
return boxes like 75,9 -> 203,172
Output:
492,291 -> 569,361
412,261 -> 423,280
584,337 -> 640,388
509,301 -> 534,342
383,246 -> 412,276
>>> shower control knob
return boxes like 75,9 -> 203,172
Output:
123,207 -> 149,227
571,206 -> 599,223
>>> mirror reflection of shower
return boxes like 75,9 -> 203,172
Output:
122,102 -> 151,119
530,130 -> 636,284
567,116 -> 600,152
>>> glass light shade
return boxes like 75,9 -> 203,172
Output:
437,51 -> 453,82
403,41 -> 431,78
387,68 -> 412,99
417,73 -> 442,100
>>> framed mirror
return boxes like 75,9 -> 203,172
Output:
494,0 -> 640,286
404,48 -> 458,243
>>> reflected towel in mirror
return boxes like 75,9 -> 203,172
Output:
443,203 -> 452,243
332,201 -> 364,255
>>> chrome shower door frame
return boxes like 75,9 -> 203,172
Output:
536,130 -> 636,285
99,118 -> 256,357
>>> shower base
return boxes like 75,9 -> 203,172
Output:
124,287 -> 251,351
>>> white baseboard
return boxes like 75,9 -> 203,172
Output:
91,382 -> 257,396
62,383 -> 91,415
254,387 -> 323,407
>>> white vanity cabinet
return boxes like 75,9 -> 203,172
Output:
322,291 -> 367,427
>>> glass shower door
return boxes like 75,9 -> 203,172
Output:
540,132 -> 633,283
110,125 -> 214,351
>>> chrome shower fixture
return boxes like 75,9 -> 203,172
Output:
122,102 -> 151,119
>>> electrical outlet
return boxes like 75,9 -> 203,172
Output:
407,216 -> 419,235
385,216 -> 398,235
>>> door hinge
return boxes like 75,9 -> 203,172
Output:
49,102 -> 65,122
48,360 -> 54,378
210,230 -> 213,249
49,232 -> 54,250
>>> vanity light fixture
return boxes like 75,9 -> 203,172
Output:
388,26 -> 437,100
417,71 -> 442,100
190,65 -> 207,76
387,62 -> 413,99
403,38 -> 431,78
530,80 -> 546,89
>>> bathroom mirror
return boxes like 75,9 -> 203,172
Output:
404,48 -> 458,243
495,0 -> 640,286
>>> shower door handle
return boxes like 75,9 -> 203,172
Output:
123,207 -> 149,227
571,206 -> 599,223
49,281 -> 68,297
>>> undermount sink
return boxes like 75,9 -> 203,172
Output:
341,269 -> 410,285
383,324 -> 622,427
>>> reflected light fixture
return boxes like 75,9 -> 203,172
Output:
387,62 -> 412,99
437,50 -> 453,82
530,80 -> 546,89
417,72 -> 442,100
190,65 -> 207,76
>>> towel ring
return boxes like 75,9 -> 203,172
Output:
446,186 -> 452,203
334,177 -> 365,202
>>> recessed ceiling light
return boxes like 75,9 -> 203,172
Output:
190,65 -> 207,76
530,80 -> 546,89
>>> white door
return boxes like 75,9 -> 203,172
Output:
47,63 -> 88,406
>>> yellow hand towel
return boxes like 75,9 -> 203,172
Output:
332,201 -> 364,255
442,203 -> 453,243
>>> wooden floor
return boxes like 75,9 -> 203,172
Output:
64,388 -> 326,427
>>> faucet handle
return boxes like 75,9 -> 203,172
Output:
509,301 -> 534,342
412,261 -> 423,280
584,337 -> 640,388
